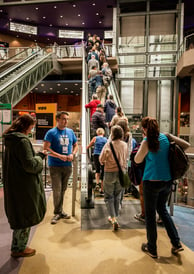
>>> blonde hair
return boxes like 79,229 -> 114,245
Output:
96,128 -> 105,135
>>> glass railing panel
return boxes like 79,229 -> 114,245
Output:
119,67 -> 146,78
148,66 -> 176,77
149,34 -> 177,52
119,54 -> 146,65
148,53 -> 176,64
45,45 -> 83,58
118,36 -> 146,53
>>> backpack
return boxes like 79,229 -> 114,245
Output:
166,134 -> 190,180
129,145 -> 145,186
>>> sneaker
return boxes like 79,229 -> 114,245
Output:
171,244 -> 184,255
51,214 -> 61,224
11,247 -> 36,258
141,243 -> 158,259
134,213 -> 145,223
108,216 -> 112,223
60,212 -> 71,219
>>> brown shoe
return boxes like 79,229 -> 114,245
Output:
11,247 -> 36,258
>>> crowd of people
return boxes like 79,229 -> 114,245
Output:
2,33 -> 190,259
86,33 -> 113,105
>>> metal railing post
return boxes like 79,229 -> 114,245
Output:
72,154 -> 78,216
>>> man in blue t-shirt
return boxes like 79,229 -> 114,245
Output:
44,111 -> 78,224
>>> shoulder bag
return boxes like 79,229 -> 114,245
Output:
109,142 -> 131,188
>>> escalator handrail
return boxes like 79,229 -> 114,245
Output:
0,51 -> 53,94
0,48 -> 43,79
0,48 -> 34,69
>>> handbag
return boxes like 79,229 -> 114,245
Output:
109,142 -> 131,188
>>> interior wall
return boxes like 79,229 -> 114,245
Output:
0,33 -> 46,48
14,93 -> 81,112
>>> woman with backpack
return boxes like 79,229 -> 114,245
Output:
134,116 -> 190,258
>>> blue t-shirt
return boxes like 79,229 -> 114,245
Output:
143,133 -> 172,181
93,136 -> 107,155
44,127 -> 77,167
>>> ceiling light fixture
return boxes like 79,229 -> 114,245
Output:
35,7 -> 39,10
96,13 -> 99,15
92,3 -> 96,6
78,14 -> 80,17
54,6 -> 57,8
43,16 -> 46,19
73,4 -> 76,7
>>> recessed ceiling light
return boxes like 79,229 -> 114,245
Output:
43,91 -> 46,93
35,7 -> 39,10
74,83 -> 78,86
82,22 -> 85,25
0,10 -> 3,12
43,16 -> 46,19
73,4 -> 76,7
41,84 -> 44,87
50,24 -> 53,27
92,3 -> 96,6
57,91 -> 60,93
78,14 -> 80,17
99,21 -> 102,24
54,6 -> 57,8
26,17 -> 30,20
65,23 -> 69,26
65,88 -> 68,90
70,91 -> 74,93
76,93 -> 79,96
49,87 -> 53,90
60,15 -> 63,18
35,87 -> 38,90
57,83 -> 61,86
34,40 -> 37,42
96,13 -> 99,15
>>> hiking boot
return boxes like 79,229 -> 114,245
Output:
134,213 -> 145,223
51,214 -> 61,224
11,247 -> 36,258
171,244 -> 184,255
60,212 -> 71,219
141,243 -> 158,259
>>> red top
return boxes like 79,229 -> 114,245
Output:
85,99 -> 101,119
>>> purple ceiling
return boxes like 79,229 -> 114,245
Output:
0,0 -> 194,44
0,0 -> 116,44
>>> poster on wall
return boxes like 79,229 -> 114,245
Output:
36,113 -> 53,140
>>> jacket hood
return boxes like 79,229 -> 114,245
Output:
4,132 -> 28,148
108,100 -> 116,108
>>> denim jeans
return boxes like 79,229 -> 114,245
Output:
103,171 -> 122,218
143,180 -> 180,254
50,166 -> 72,215
11,227 -> 31,252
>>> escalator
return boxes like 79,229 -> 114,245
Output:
0,48 -> 54,106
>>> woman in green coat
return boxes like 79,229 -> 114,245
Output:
3,114 -> 47,258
